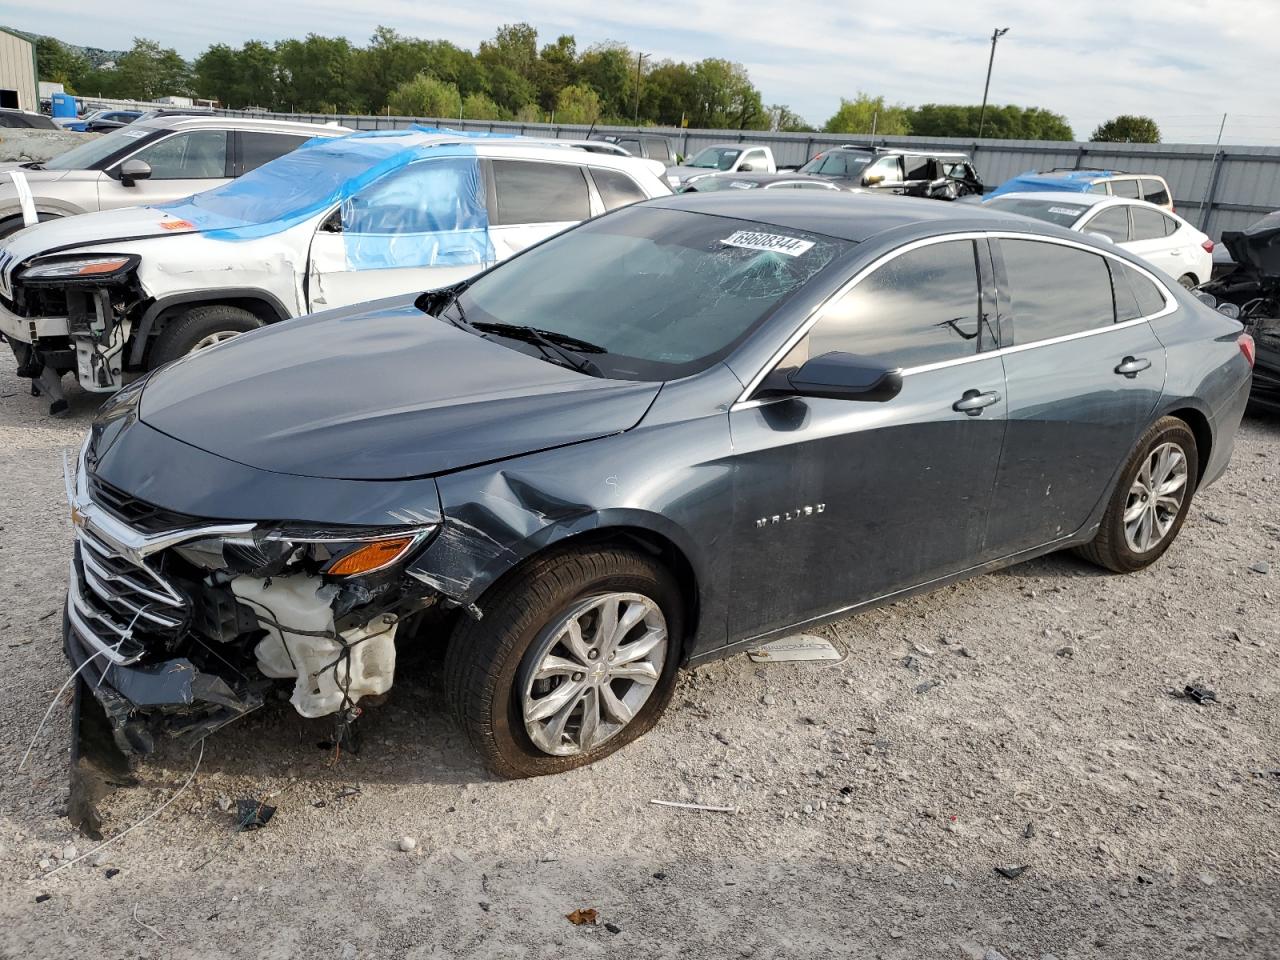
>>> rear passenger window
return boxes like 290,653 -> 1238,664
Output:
1084,206 -> 1130,242
591,168 -> 648,210
237,132 -> 310,176
644,138 -> 671,163
1141,179 -> 1170,206
1110,260 -> 1166,318
492,160 -> 590,224
1111,179 -> 1141,199
903,156 -> 933,180
1001,239 -> 1114,343
1130,206 -> 1172,241
617,139 -> 642,156
808,240 -> 983,368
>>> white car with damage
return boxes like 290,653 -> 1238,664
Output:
0,129 -> 671,413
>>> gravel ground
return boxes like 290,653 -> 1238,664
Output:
0,364 -> 1278,960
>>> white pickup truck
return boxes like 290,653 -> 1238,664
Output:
664,143 -> 780,190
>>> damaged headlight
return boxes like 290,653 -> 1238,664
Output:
19,254 -> 139,284
174,524 -> 436,580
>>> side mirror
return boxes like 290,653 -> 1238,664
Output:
863,174 -> 885,186
786,351 -> 903,402
118,158 -> 152,187
738,162 -> 754,172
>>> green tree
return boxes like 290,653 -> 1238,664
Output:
577,42 -> 635,120
689,59 -> 765,129
513,103 -> 543,123
193,44 -> 239,103
823,93 -> 910,136
478,23 -> 539,81
353,26 -> 430,112
276,34 -> 357,112
639,60 -> 697,126
554,83 -> 601,124
534,34 -> 576,111
904,103 -> 1073,140
482,63 -> 536,114
461,92 -> 502,120
387,73 -> 462,118
1091,115 -> 1160,143
115,38 -> 192,100
768,104 -> 812,132
35,37 -> 89,90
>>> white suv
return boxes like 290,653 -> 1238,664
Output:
0,115 -> 351,237
0,131 -> 670,413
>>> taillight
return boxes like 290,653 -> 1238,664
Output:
1202,239 -> 1215,253
1239,333 -> 1256,368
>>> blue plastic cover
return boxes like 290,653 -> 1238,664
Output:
987,169 -> 1120,200
340,156 -> 494,270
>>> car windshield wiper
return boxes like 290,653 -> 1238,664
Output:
470,321 -> 607,377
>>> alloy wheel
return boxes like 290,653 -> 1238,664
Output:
520,592 -> 668,756
188,331 -> 242,354
1123,441 -> 1189,553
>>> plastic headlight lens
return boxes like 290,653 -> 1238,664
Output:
21,256 -> 134,280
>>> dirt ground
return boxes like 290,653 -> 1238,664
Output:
0,362 -> 1277,960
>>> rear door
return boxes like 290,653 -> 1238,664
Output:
307,156 -> 494,311
1125,205 -> 1184,280
487,159 -> 595,260
642,137 -> 672,164
985,237 -> 1168,554
233,130 -> 313,177
728,237 -> 1006,637
100,128 -> 232,211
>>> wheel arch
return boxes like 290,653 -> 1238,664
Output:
127,289 -> 293,367
1164,404 -> 1212,487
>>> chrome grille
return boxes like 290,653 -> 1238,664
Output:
69,527 -> 190,663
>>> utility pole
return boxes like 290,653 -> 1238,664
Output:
633,52 -> 649,126
977,27 -> 1009,140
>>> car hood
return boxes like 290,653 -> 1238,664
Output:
1221,210 -> 1280,278
666,164 -> 724,180
0,204 -> 197,266
138,297 -> 663,481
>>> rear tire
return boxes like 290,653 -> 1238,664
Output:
1178,273 -> 1198,290
1075,416 -> 1198,573
445,545 -> 683,779
149,304 -> 263,368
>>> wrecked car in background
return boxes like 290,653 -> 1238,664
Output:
0,129 -> 670,413
65,192 -> 1252,820
1194,209 -> 1280,412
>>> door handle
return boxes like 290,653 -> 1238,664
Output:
1114,356 -> 1151,378
953,389 -> 1001,415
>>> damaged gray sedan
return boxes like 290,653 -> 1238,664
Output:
64,192 -> 1253,805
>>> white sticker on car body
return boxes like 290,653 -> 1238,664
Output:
721,230 -> 814,256
1048,206 -> 1085,216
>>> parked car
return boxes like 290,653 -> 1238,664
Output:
588,132 -> 675,166
0,131 -> 671,411
0,115 -> 351,238
62,191 -> 1252,796
987,169 -> 1174,211
664,143 -> 779,190
984,192 -> 1213,287
1193,210 -> 1280,412
796,146 -> 984,199
679,172 -> 842,193
0,108 -> 59,130
536,139 -> 667,179
82,110 -> 144,133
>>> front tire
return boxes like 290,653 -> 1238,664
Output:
1076,416 -> 1198,573
149,304 -> 263,368
445,546 -> 683,778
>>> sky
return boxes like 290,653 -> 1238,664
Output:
4,0 -> 1280,145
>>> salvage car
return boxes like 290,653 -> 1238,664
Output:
0,130 -> 670,412
984,192 -> 1213,287
1194,210 -> 1280,412
63,192 -> 1252,808
0,115 -> 349,238
987,169 -> 1174,211
678,172 -> 842,193
797,146 -> 984,199
664,144 -> 780,190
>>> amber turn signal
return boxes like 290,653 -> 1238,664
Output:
326,536 -> 417,577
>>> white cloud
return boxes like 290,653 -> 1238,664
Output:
5,0 -> 1278,143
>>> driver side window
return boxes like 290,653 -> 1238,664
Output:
133,130 -> 229,180
865,155 -> 903,184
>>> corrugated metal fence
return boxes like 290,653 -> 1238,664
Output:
219,110 -> 1280,241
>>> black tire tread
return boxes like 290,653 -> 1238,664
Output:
1075,416 -> 1198,573
444,545 -> 679,779
149,304 -> 263,368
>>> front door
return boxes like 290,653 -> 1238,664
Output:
985,237 -> 1168,553
102,129 -> 232,211
307,156 -> 495,312
727,237 -> 1007,640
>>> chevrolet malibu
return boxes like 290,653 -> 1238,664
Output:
65,192 -> 1253,790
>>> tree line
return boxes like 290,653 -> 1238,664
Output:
36,24 -> 1157,142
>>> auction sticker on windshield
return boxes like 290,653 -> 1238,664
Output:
721,230 -> 815,257
1048,206 -> 1085,217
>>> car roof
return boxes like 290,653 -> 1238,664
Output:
828,145 -> 971,159
650,190 -> 1032,242
135,114 -> 353,135
693,172 -> 822,185
990,191 -> 1112,208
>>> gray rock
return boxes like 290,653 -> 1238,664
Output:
60,845 -> 77,862
761,695 -> 776,706
92,851 -> 110,868
1055,645 -> 1075,658
1199,872 -> 1217,886
984,950 -> 1012,960
398,837 -> 417,853
1249,561 -> 1271,575
341,944 -> 358,960
957,943 -> 986,960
